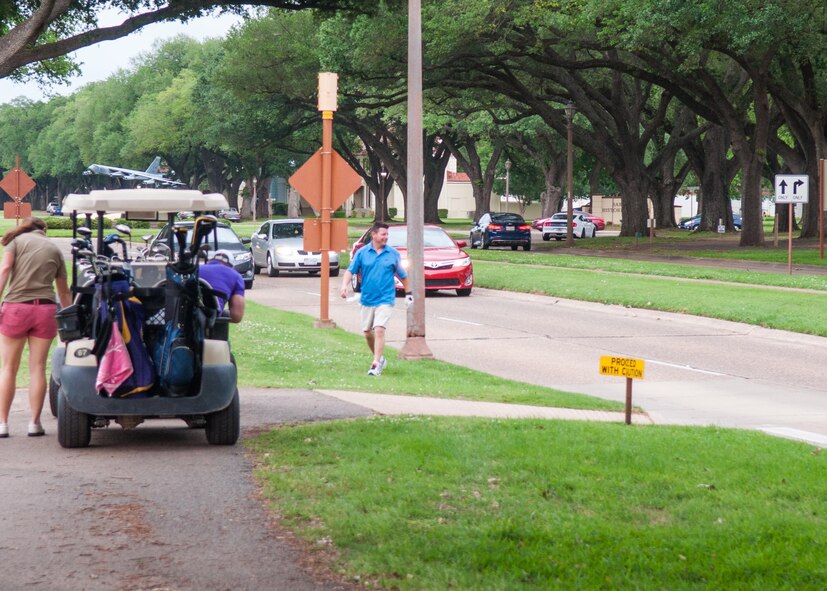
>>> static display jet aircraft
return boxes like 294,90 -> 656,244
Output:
84,156 -> 186,187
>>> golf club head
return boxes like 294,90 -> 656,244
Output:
76,226 -> 93,238
115,223 -> 132,236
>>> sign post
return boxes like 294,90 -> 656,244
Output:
820,160 -> 825,260
774,174 -> 809,275
0,155 -> 36,223
288,73 -> 362,328
599,356 -> 645,425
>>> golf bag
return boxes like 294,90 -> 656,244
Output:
93,277 -> 156,398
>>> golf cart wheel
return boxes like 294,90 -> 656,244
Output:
351,273 -> 362,293
266,254 -> 279,277
205,389 -> 240,445
49,375 -> 59,418
57,391 -> 91,448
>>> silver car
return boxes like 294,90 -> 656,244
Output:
250,219 -> 340,277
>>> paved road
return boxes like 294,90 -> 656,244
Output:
246,273 -> 827,446
2,389 -> 369,590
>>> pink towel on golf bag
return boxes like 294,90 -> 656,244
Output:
95,323 -> 134,396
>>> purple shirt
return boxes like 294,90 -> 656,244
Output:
199,261 -> 244,312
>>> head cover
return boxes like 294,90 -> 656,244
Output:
212,249 -> 233,266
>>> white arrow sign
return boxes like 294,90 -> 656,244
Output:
775,174 -> 809,204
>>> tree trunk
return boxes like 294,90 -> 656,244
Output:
611,170 -> 651,237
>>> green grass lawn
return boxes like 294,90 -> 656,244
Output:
229,303 -> 622,411
249,417 -> 827,590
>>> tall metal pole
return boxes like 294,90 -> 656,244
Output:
565,101 -> 576,247
400,0 -> 433,360
316,110 -> 335,328
504,159 -> 511,214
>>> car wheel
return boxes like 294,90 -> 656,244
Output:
267,254 -> 279,277
482,232 -> 490,249
524,242 -> 531,251
57,390 -> 91,449
205,389 -> 240,445
542,234 -> 551,241
470,233 -> 478,249
456,288 -> 472,297
554,237 -> 562,241
49,375 -> 59,418
511,245 -> 518,251
245,279 -> 253,290
330,268 -> 340,277
351,273 -> 362,293
253,260 -> 262,274
580,229 -> 586,238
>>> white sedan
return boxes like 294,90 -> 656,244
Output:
250,219 -> 340,277
542,212 -> 597,241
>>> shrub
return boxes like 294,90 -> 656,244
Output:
388,208 -> 398,219
272,203 -> 288,216
332,209 -> 346,218
438,208 -> 448,219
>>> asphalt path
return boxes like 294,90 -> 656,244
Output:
246,272 -> 827,446
2,389 -> 370,590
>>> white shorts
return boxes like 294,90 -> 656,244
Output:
360,304 -> 394,332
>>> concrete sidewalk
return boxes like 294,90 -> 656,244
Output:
315,389 -> 653,424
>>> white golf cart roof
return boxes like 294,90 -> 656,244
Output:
63,189 -> 228,217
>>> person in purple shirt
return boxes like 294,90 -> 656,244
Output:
199,250 -> 245,323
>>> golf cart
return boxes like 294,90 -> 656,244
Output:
50,189 -> 240,448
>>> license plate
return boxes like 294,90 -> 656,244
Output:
506,225 -> 515,231
304,257 -> 319,265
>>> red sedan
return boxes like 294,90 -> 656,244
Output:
349,224 -> 474,296
583,212 -> 605,230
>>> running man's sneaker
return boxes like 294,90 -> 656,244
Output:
377,356 -> 387,374
0,423 -> 8,438
28,423 -> 45,437
367,361 -> 382,376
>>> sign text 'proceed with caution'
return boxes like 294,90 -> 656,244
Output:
599,356 -> 645,379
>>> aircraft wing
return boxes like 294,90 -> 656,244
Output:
86,161 -> 186,187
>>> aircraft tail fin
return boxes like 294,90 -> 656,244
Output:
145,156 -> 162,174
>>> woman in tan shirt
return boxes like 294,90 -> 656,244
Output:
0,217 -> 71,437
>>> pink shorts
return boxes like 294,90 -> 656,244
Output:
0,301 -> 58,340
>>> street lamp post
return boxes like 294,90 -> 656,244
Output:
380,168 -> 388,223
504,158 -> 511,214
252,177 -> 257,223
565,101 -> 576,247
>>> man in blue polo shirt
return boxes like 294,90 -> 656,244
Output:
340,223 -> 410,376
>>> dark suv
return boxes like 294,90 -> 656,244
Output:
470,212 -> 532,251
149,221 -> 254,288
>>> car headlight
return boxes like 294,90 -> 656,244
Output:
448,257 -> 471,267
235,252 -> 252,263
401,259 -> 410,269
276,247 -> 294,255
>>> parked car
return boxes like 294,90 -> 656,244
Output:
469,212 -> 531,251
46,201 -> 62,215
678,215 -> 741,231
582,212 -> 605,230
541,212 -> 597,241
531,217 -> 551,231
149,221 -> 255,289
219,208 -> 241,223
177,211 -> 194,220
250,219 -> 339,277
349,224 -> 473,296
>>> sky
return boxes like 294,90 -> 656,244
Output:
0,9 -> 244,104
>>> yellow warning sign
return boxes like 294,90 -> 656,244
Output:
599,356 -> 645,379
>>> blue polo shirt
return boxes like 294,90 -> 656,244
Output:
348,243 -> 407,306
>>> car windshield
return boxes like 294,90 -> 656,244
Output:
490,213 -> 525,224
551,213 -> 567,220
164,225 -> 244,252
272,223 -> 303,239
384,226 -> 456,249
